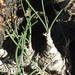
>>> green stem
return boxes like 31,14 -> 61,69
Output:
25,0 -> 47,31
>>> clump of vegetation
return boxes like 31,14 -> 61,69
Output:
0,0 -> 73,75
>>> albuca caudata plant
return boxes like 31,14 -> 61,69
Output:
0,0 -> 72,75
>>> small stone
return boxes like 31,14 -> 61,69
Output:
0,49 -> 8,58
